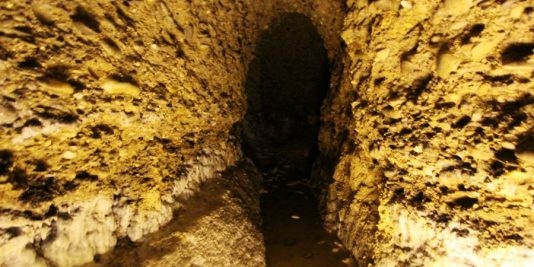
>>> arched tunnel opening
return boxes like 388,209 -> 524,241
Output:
241,13 -> 354,266
243,13 -> 328,192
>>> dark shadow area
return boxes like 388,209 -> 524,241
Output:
242,13 -> 355,266
243,13 -> 329,183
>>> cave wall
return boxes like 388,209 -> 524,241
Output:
0,0 -> 344,266
2,0 -> 533,266
321,0 -> 534,265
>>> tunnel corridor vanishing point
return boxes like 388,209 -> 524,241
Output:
242,13 -> 354,266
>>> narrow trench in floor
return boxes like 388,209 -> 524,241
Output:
241,13 -> 355,267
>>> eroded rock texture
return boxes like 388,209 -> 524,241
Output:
322,0 -> 534,266
1,0 -> 533,266
0,0 -> 344,266
93,160 -> 265,267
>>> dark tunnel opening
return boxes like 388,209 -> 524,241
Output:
241,13 -> 354,266
243,13 -> 329,184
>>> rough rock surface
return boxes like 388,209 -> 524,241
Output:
0,0 -> 343,266
89,160 -> 265,267
2,0 -> 533,266
321,0 -> 534,266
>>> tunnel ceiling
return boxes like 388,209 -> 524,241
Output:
247,13 -> 329,116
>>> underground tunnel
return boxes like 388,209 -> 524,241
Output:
1,1 -> 534,266
240,13 -> 354,266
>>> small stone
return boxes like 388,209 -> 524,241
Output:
40,78 -> 74,96
0,105 -> 17,125
472,112 -> 483,122
502,142 -> 515,150
62,151 -> 76,159
431,35 -> 441,43
400,1 -> 412,9
384,170 -> 396,178
101,78 -> 140,97
342,258 -> 354,265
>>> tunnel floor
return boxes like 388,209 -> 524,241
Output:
261,182 -> 355,267
257,143 -> 355,267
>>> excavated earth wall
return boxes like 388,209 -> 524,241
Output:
322,0 -> 534,266
0,0 -> 343,266
1,0 -> 533,266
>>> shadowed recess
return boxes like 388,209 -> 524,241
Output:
243,13 -> 329,179
241,13 -> 354,266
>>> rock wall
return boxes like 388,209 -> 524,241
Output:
0,0 -> 344,266
95,159 -> 266,267
322,0 -> 534,266
3,0 -> 531,266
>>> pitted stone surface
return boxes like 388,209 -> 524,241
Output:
321,1 -> 534,266
0,0 -> 344,266
1,0 -> 533,266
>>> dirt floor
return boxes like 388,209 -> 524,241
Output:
261,181 -> 355,267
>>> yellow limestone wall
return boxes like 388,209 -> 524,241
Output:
322,0 -> 534,265
0,1 -> 343,266
1,0 -> 533,266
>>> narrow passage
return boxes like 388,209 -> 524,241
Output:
241,13 -> 355,267
260,162 -> 354,267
